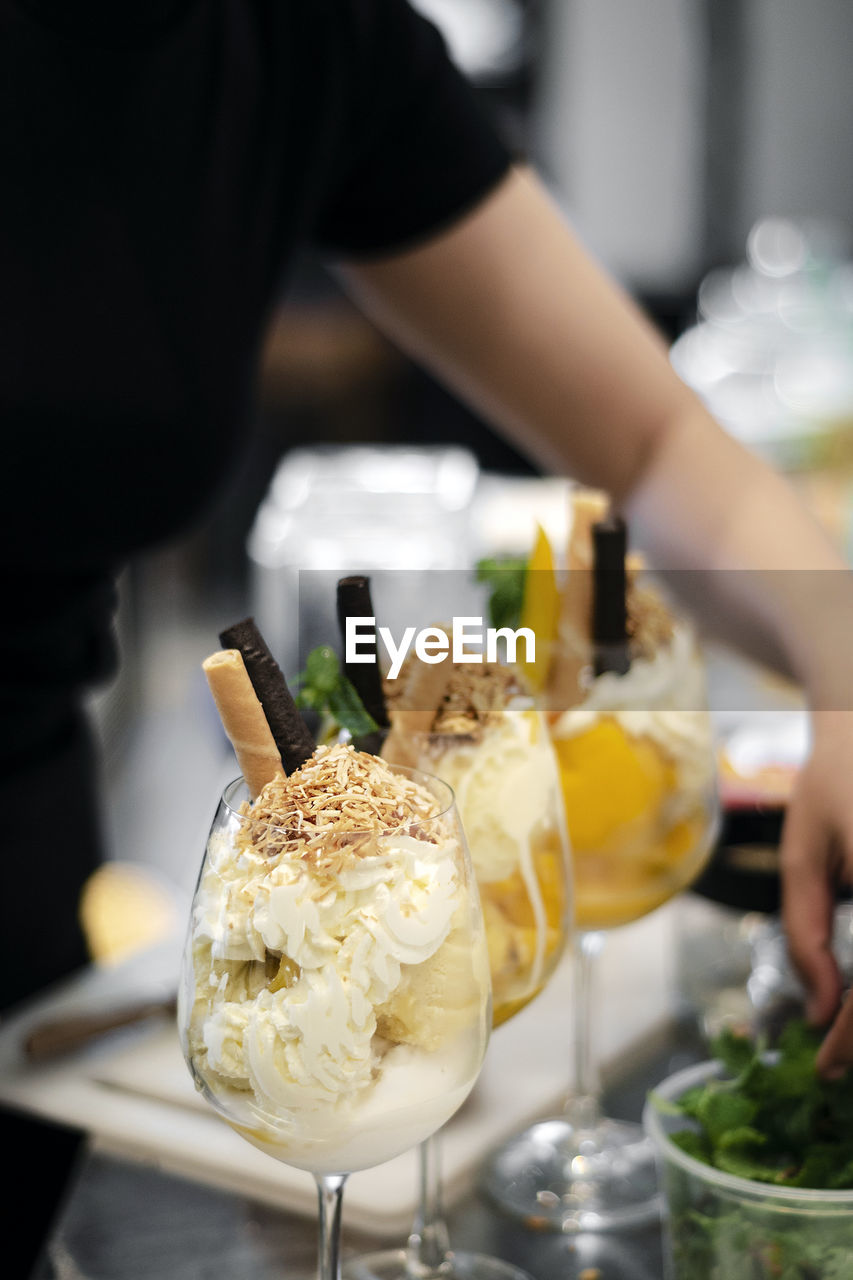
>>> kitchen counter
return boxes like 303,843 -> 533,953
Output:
31,1021 -> 708,1280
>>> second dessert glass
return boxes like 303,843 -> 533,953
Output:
347,686 -> 573,1280
483,620 -> 720,1231
179,761 -> 491,1280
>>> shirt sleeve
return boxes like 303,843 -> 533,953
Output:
308,0 -> 514,259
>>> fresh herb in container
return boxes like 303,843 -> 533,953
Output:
644,1020 -> 853,1279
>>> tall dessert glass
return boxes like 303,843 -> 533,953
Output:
483,616 -> 719,1231
179,750 -> 491,1280
347,661 -> 573,1280
409,699 -> 571,1030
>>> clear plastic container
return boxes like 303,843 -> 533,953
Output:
643,1058 -> 853,1279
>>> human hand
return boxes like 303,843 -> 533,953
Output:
780,711 -> 853,1078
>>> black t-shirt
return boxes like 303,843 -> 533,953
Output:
0,0 -> 511,721
0,0 -> 511,1004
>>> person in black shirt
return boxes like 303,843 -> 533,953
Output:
3,4 -> 513,1270
3,1 -> 853,1271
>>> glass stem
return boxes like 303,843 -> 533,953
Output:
567,930 -> 605,1131
315,1174 -> 347,1280
407,1133 -> 451,1276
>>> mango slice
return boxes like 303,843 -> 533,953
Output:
518,524 -> 561,692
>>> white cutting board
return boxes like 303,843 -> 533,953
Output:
0,907 -> 677,1237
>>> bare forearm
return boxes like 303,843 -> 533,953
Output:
339,165 -> 852,701
626,406 -> 853,704
338,166 -> 683,497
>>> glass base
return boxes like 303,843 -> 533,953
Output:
343,1246 -> 534,1280
481,1115 -> 662,1232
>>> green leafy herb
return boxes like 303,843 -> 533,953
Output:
666,1019 -> 853,1188
712,1022 -> 762,1077
293,645 -> 379,741
654,1020 -> 853,1277
475,557 -> 527,631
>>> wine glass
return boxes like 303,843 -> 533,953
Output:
482,621 -> 720,1231
347,697 -> 573,1280
178,766 -> 491,1280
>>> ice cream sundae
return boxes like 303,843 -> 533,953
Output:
179,621 -> 490,1175
540,491 -> 717,929
382,646 -> 571,1026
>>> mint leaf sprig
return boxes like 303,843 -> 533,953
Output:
660,1020 -> 853,1190
293,645 -> 379,743
475,557 -> 527,631
653,1020 -> 853,1278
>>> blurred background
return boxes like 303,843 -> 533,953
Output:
91,0 -> 853,1001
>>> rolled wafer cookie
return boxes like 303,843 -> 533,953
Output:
202,650 -> 284,798
566,488 -> 609,630
382,637 -> 453,766
219,617 -> 315,773
546,489 -> 608,709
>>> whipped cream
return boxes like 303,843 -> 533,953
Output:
418,705 -> 568,995
238,1036 -> 478,1172
551,624 -> 714,794
182,762 -> 489,1173
425,708 -> 562,884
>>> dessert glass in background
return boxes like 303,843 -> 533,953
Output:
179,753 -> 491,1280
334,587 -> 572,1280
483,492 -> 719,1232
384,660 -> 572,1030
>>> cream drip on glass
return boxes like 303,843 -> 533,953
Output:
383,661 -> 571,1026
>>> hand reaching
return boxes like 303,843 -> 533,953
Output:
781,711 -> 853,1077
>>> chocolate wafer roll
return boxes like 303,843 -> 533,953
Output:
592,513 -> 630,677
336,575 -> 389,754
202,650 -> 284,797
219,618 -> 315,773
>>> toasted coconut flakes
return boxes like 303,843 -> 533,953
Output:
385,655 -> 522,742
236,742 -> 445,866
627,583 -> 675,660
